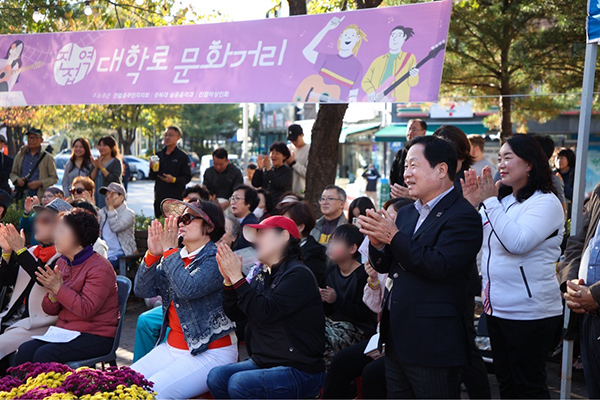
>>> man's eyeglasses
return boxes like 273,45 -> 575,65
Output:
319,197 -> 342,203
177,214 -> 200,226
36,215 -> 55,225
70,188 -> 86,195
229,196 -> 243,203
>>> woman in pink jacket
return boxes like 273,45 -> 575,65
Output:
14,208 -> 119,364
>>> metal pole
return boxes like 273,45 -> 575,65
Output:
560,41 -> 598,400
242,103 -> 249,169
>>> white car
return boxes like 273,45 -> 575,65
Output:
124,156 -> 150,180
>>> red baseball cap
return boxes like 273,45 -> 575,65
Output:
243,216 -> 300,243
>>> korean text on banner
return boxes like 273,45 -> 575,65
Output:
0,0 -> 451,106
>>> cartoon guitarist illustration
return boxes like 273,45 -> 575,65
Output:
294,16 -> 367,103
362,26 -> 419,102
0,40 -> 25,92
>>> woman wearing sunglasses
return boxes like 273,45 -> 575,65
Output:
132,199 -> 237,399
69,176 -> 95,206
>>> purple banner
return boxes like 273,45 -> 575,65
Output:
0,1 -> 451,106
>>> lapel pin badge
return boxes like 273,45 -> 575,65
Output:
436,212 -> 442,217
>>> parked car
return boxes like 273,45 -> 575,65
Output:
123,156 -> 150,180
54,154 -> 70,170
189,152 -> 200,177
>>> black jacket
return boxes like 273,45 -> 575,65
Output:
0,152 -> 13,194
389,147 -> 408,186
235,213 -> 258,250
301,235 -> 328,286
324,265 -> 377,336
251,165 -> 293,204
557,167 -> 575,201
223,257 -> 325,374
150,146 -> 192,202
203,163 -> 243,200
369,188 -> 483,368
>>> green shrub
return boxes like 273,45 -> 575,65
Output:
135,212 -> 163,231
3,202 -> 24,226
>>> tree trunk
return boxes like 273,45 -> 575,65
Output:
290,0 -> 382,215
499,86 -> 512,140
305,104 -> 348,216
287,0 -> 306,16
498,0 -> 512,140
116,127 -> 135,155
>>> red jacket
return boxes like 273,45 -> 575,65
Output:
42,251 -> 119,338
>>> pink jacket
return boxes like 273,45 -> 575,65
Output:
42,251 -> 119,338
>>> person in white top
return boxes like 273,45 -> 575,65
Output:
286,124 -> 310,195
462,134 -> 565,399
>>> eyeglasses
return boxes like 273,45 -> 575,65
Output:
319,197 -> 342,203
36,215 -> 55,225
229,196 -> 243,203
70,188 -> 86,195
177,214 -> 200,226
41,194 -> 56,200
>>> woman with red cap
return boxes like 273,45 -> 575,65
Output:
208,216 -> 326,399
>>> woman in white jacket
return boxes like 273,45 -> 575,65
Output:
462,134 -> 564,399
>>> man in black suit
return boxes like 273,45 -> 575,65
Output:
359,135 -> 483,399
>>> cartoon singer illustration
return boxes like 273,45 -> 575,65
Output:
0,40 -> 25,92
294,16 -> 367,103
0,40 -> 42,93
362,26 -> 419,103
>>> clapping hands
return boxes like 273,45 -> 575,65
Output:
147,216 -> 179,256
216,242 -> 243,285
460,166 -> 499,207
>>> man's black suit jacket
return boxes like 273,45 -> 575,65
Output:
369,188 -> 482,368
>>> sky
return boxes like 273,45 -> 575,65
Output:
187,0 -> 289,22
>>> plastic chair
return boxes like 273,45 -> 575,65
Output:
66,276 -> 132,369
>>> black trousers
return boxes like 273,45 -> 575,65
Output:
384,325 -> 462,399
487,315 -> 561,399
463,297 -> 492,399
580,313 -> 600,399
154,199 -> 163,219
15,333 -> 113,365
322,339 -> 386,399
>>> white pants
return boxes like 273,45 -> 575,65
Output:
0,325 -> 48,359
131,342 -> 238,399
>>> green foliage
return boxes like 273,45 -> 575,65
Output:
179,104 -> 242,155
135,212 -> 157,231
3,202 -> 24,227
441,0 -> 587,134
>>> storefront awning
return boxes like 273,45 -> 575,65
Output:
374,123 -> 491,142
340,123 -> 381,143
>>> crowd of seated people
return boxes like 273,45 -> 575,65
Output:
0,125 -> 579,400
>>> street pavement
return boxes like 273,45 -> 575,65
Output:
124,179 -> 156,217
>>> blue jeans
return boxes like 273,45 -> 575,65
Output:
207,358 -> 325,399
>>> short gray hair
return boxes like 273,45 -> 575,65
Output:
323,185 -> 347,203
225,215 -> 241,244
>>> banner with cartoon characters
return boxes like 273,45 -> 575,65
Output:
0,1 -> 451,106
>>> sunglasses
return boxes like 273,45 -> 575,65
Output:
70,188 -> 87,195
177,214 -> 200,226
